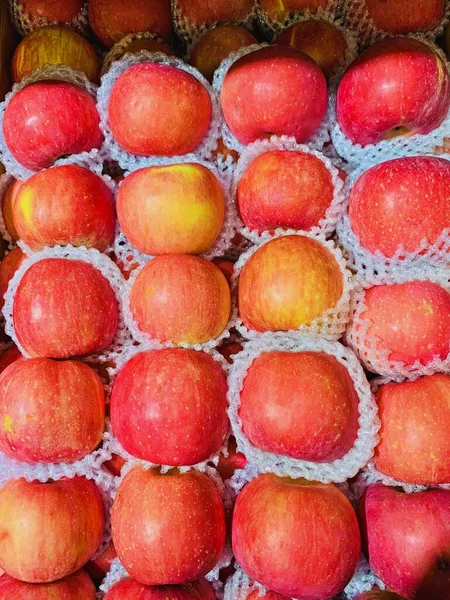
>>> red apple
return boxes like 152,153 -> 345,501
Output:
104,577 -> 216,599
84,543 -> 117,586
88,0 -> 172,47
374,373 -> 450,484
13,165 -> 115,251
238,591 -> 289,600
189,25 -> 257,83
217,436 -> 247,481
1,179 -> 22,241
0,247 -> 25,310
0,346 -> 23,374
350,281 -> 450,367
112,466 -> 226,585
130,255 -> 231,344
111,348 -> 228,465
176,0 -> 254,29
3,81 -> 103,172
212,258 -> 234,286
276,19 -> 347,77
239,350 -> 359,461
0,357 -> 105,463
360,484 -> 450,599
117,163 -> 225,255
348,156 -> 450,257
103,453 -> 126,476
237,150 -> 335,232
221,46 -> 327,144
18,0 -> 84,22
233,474 -> 361,598
13,258 -> 119,358
108,63 -> 212,157
0,476 -> 104,583
258,0 -> 327,22
217,340 -> 243,363
238,235 -> 344,332
337,37 -> 450,146
365,0 -> 444,34
0,570 -> 96,599
355,588 -> 407,599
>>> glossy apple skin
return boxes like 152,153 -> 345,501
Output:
108,63 -> 212,157
117,164 -> 225,255
12,26 -> 99,83
221,46 -> 327,145
360,484 -> 450,599
0,346 -> 23,374
0,357 -> 105,463
3,82 -> 103,172
111,348 -> 228,465
276,20 -> 347,77
240,350 -> 359,461
177,0 -> 254,27
354,281 -> 450,366
1,179 -> 22,241
88,0 -> 172,47
0,571 -> 96,599
238,235 -> 343,332
13,258 -> 119,359
0,477 -> 104,583
212,258 -> 234,287
337,38 -> 450,146
13,165 -> 115,251
374,374 -> 450,484
259,0 -> 327,21
103,453 -> 126,476
348,157 -> 450,257
189,25 -> 257,83
19,0 -> 84,21
130,255 -> 231,344
233,474 -> 361,598
0,247 -> 25,310
104,578 -> 216,599
365,0 -> 444,34
217,436 -> 247,481
355,590 -> 406,600
84,543 -> 117,586
237,150 -> 334,232
112,467 -> 226,585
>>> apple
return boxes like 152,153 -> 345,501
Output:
355,588 -> 407,599
348,156 -> 450,258
374,373 -> 450,484
212,258 -> 234,286
365,0 -> 444,34
111,348 -> 228,465
108,63 -> 212,157
103,453 -> 126,476
0,247 -> 25,310
349,281 -> 450,368
258,0 -> 328,22
103,37 -> 173,72
130,255 -> 231,344
84,543 -> 117,586
239,350 -> 359,461
237,150 -> 335,232
238,591 -> 289,600
233,474 -> 360,598
0,476 -> 104,583
0,357 -> 105,463
17,0 -> 84,22
238,235 -> 343,332
3,81 -> 103,172
276,19 -> 347,77
176,0 -> 254,30
88,0 -> 172,47
337,37 -> 450,146
217,436 -> 247,481
112,466 -> 226,585
12,26 -> 99,83
1,179 -> 22,241
189,25 -> 257,83
13,258 -> 119,358
360,484 -> 450,598
0,346 -> 23,374
104,577 -> 216,599
0,570 -> 96,599
13,165 -> 115,251
217,340 -> 243,363
221,46 -> 327,145
117,163 -> 225,255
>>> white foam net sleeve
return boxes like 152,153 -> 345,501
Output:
96,51 -> 222,170
343,557 -> 386,600
8,0 -> 89,36
212,43 -> 332,155
0,64 -> 106,180
101,31 -> 171,75
345,265 -> 450,378
233,231 -> 354,341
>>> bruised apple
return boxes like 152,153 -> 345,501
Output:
233,474 -> 360,598
365,0 -> 444,34
13,258 -> 118,358
221,46 -> 327,144
112,466 -> 226,585
0,477 -> 104,583
0,571 -> 96,599
111,348 -> 228,465
258,0 -> 327,22
117,163 -> 225,255
237,150 -> 335,232
130,255 -> 230,344
0,247 -> 25,310
17,0 -> 84,22
238,235 -> 343,332
1,179 -> 22,241
108,63 -> 212,157
13,165 -> 115,251
176,0 -> 254,29
0,358 -> 105,463
104,578 -> 216,599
